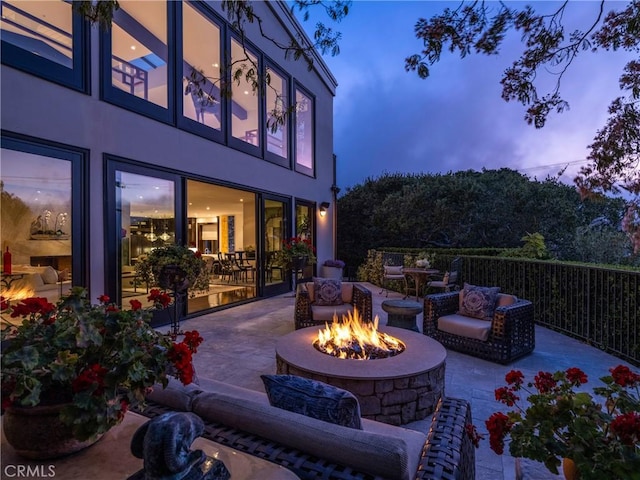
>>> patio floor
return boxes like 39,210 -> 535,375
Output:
179,282 -> 636,480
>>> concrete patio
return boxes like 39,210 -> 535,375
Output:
180,282 -> 636,480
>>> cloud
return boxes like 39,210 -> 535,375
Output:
311,1 -> 636,190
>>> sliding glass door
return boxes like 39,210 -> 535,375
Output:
263,194 -> 290,296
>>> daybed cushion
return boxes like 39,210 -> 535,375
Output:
313,277 -> 343,306
190,380 -> 426,480
146,377 -> 203,411
438,314 -> 492,341
459,283 -> 500,320
261,374 -> 362,429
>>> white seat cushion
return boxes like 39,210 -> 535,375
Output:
438,314 -> 492,341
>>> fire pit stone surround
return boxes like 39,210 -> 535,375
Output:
276,327 -> 446,425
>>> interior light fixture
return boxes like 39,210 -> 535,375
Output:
319,202 -> 330,217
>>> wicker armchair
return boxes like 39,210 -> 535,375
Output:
295,282 -> 373,330
424,291 -> 535,364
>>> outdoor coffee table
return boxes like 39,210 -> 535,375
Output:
381,299 -> 423,331
1,412 -> 299,480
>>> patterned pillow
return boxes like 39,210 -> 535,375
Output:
313,277 -> 343,306
459,283 -> 501,320
261,375 -> 362,429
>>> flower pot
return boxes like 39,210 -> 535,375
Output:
562,458 -> 580,480
3,403 -> 104,459
291,256 -> 308,272
321,265 -> 343,279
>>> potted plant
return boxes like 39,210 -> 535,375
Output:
414,252 -> 434,268
467,365 -> 640,479
134,244 -> 209,295
0,288 -> 203,459
321,259 -> 345,279
277,236 -> 317,271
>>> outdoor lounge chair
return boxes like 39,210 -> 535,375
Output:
295,281 -> 373,329
424,289 -> 535,364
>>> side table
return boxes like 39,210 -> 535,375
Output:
1,412 -> 300,480
381,299 -> 423,332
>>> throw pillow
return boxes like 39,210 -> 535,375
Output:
459,283 -> 501,320
261,374 -> 362,429
313,277 -> 343,306
41,266 -> 59,284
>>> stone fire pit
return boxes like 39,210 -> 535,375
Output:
275,327 -> 446,425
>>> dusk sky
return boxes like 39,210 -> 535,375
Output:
297,1 -> 636,192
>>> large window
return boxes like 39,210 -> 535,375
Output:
265,66 -> 288,161
230,38 -> 260,149
182,2 -> 222,132
104,0 -> 171,121
295,87 -> 314,175
0,136 -> 85,304
0,0 -> 87,91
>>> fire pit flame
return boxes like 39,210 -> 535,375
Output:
314,310 -> 406,360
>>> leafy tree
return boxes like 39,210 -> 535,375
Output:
404,0 -> 640,249
337,170 -> 630,268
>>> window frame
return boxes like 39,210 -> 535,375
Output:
263,61 -> 291,168
0,1 -> 89,93
176,1 -> 226,144
100,0 -> 175,124
293,82 -> 316,177
226,33 -> 263,158
0,130 -> 89,287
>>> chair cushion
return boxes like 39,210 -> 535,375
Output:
312,304 -> 353,322
496,293 -> 517,307
384,265 -> 403,275
438,314 -> 492,341
459,283 -> 501,320
261,374 -> 362,429
313,277 -> 343,306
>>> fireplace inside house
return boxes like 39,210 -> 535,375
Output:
276,313 -> 447,426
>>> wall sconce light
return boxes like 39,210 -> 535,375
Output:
319,202 -> 330,217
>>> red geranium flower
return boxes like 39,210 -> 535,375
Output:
533,371 -> 557,393
129,299 -> 142,311
72,364 -> 108,395
485,412 -> 512,455
566,367 -> 588,385
495,386 -> 519,406
98,294 -> 110,304
505,370 -> 524,387
610,412 -> 640,446
610,365 -> 640,387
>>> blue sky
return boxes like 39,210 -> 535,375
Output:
297,1 -> 635,191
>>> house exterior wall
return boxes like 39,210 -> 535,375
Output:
0,0 -> 337,306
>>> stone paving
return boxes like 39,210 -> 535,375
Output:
180,283 -> 637,480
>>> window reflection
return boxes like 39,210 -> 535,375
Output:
0,148 -> 72,303
110,0 -> 168,107
182,2 -> 221,129
0,1 -> 73,67
266,68 -> 288,158
295,89 -> 314,172
231,38 -> 259,146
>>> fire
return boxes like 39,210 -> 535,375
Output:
314,309 -> 405,360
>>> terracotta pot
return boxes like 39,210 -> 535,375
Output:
562,458 -> 580,480
3,403 -> 103,459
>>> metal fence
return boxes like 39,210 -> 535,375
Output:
374,251 -> 640,365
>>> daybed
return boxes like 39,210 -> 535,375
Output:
295,280 -> 373,329
141,378 -> 475,480
423,288 -> 535,364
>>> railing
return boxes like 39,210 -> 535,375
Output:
367,251 -> 640,366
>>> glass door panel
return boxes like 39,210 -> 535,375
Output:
116,171 -> 175,309
263,196 -> 289,296
186,180 -> 256,312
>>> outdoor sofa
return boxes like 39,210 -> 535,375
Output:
140,377 -> 475,480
